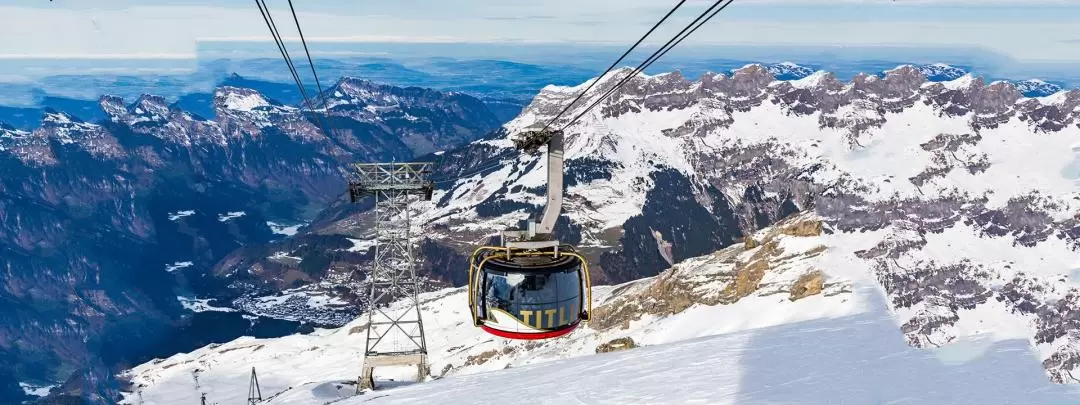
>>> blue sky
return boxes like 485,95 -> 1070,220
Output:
0,0 -> 1077,61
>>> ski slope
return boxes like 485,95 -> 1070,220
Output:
339,292 -> 1080,405
122,213 -> 1080,405
130,287 -> 1080,405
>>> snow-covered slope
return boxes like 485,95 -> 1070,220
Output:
120,214 -> 1080,404
334,313 -> 1080,405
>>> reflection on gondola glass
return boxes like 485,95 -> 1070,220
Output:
482,267 -> 581,330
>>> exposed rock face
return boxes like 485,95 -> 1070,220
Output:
590,214 -> 839,332
789,271 -> 825,301
595,337 -> 638,354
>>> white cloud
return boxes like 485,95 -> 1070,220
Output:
0,2 -> 1077,61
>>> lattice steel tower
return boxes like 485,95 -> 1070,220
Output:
347,162 -> 434,391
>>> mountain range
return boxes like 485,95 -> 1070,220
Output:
7,60 -> 1080,404
114,62 -> 1080,404
0,77 -> 500,404
2,61 -> 1068,132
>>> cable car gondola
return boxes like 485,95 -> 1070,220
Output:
466,129 -> 594,340
468,243 -> 592,339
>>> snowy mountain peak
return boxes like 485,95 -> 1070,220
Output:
330,76 -> 379,98
0,122 -> 29,138
0,120 -> 52,164
539,66 -> 643,97
765,61 -> 816,80
325,77 -> 407,111
653,70 -> 687,83
97,94 -> 211,146
33,109 -> 126,160
881,64 -> 926,82
99,95 -> 128,118
132,94 -> 172,118
314,76 -> 501,155
212,86 -> 305,135
101,94 -> 175,125
938,73 -> 980,90
214,86 -> 276,112
732,63 -> 773,78
40,109 -> 86,127
788,70 -> 835,89
914,63 -> 968,81
0,122 -> 34,150
1015,79 -> 1065,98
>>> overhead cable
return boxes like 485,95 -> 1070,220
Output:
560,0 -> 735,131
540,0 -> 689,132
286,0 -> 330,108
254,0 -> 333,137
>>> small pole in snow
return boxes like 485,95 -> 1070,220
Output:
248,367 -> 263,404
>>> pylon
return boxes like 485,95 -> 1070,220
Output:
347,162 -> 434,390
247,367 -> 262,404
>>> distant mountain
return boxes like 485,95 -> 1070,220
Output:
0,95 -> 107,130
765,61 -> 816,80
7,58 -> 1074,131
0,79 -> 500,404
1013,79 -> 1065,98
0,58 -> 607,128
914,62 -> 968,81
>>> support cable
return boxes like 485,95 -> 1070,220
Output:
254,0 -> 333,137
560,0 -> 735,131
286,0 -> 330,108
539,0 -> 689,132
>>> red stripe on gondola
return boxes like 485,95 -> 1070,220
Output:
480,323 -> 578,340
